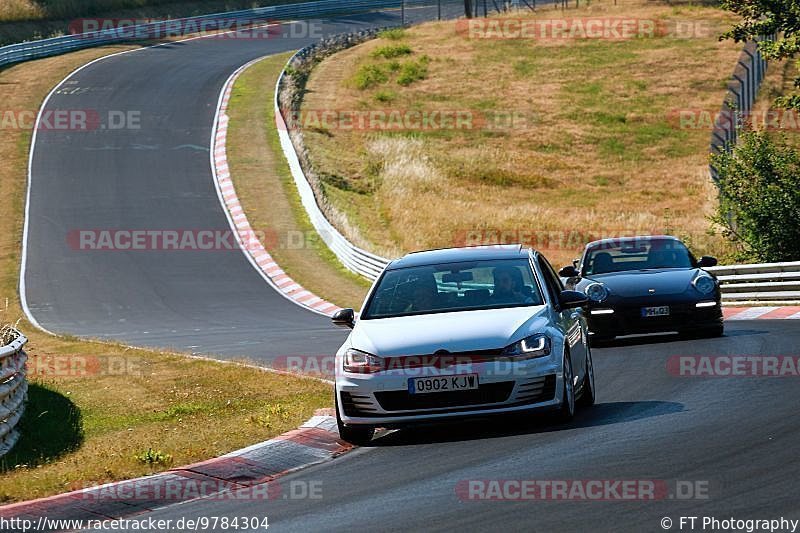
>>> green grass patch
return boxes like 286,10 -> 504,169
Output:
371,44 -> 412,59
377,28 -> 406,40
352,64 -> 389,90
397,57 -> 429,86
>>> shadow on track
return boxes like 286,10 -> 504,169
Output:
369,400 -> 684,447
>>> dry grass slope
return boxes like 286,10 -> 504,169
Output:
302,0 -> 743,267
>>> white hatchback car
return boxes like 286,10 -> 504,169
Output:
332,245 -> 595,444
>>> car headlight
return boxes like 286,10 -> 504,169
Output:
585,282 -> 609,303
502,334 -> 551,359
343,348 -> 384,373
693,275 -> 716,295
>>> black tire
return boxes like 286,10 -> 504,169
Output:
335,393 -> 374,446
577,344 -> 596,408
556,350 -> 576,422
588,334 -> 613,348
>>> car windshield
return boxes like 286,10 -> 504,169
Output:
582,238 -> 693,275
361,258 -> 543,319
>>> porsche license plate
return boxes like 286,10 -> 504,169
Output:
408,374 -> 479,394
641,306 -> 670,317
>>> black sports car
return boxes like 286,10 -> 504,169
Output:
559,235 -> 723,342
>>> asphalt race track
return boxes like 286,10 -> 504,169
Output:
113,321 -> 800,532
24,6 -> 465,360
21,6 -> 800,533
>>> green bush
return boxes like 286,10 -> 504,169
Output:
377,28 -> 406,40
397,57 -> 429,86
352,64 -> 388,90
711,130 -> 800,262
371,44 -> 412,59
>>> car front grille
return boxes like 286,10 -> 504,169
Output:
515,375 -> 556,404
340,391 -> 380,417
375,381 -> 515,412
341,375 -> 558,418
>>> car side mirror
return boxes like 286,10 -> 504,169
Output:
558,265 -> 579,278
698,255 -> 718,268
331,308 -> 355,329
558,290 -> 588,309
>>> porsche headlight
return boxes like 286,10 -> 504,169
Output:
343,348 -> 384,373
693,275 -> 716,295
585,282 -> 609,303
502,334 -> 551,359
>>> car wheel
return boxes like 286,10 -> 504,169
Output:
588,335 -> 613,348
335,393 -> 374,446
577,345 -> 596,408
556,350 -> 576,422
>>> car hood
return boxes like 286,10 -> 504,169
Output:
350,306 -> 549,356
588,268 -> 700,297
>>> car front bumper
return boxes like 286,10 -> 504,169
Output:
587,299 -> 723,338
336,357 -> 563,426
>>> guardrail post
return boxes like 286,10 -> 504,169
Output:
0,329 -> 28,458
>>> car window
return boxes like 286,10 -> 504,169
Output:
536,255 -> 563,305
361,259 -> 544,319
583,237 -> 693,275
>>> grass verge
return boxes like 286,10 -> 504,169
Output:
0,43 -> 330,503
225,52 -> 370,310
300,0 -> 743,267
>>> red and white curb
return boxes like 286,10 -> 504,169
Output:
724,306 -> 800,320
0,411 -> 349,524
211,59 -> 341,317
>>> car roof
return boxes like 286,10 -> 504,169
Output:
584,234 -> 681,249
387,244 -> 530,270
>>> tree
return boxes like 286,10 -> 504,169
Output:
720,0 -> 800,109
711,130 -> 800,262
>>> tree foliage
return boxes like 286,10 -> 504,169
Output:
711,130 -> 800,262
721,0 -> 800,109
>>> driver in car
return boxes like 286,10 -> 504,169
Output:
490,266 -> 533,304
404,275 -> 440,313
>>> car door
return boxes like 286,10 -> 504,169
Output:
536,254 -> 588,384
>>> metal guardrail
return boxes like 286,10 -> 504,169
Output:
709,38 -> 770,182
708,262 -> 800,305
275,47 -> 392,280
0,0 -> 408,69
0,328 -> 28,458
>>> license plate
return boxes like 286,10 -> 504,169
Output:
641,306 -> 670,317
408,374 -> 479,394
